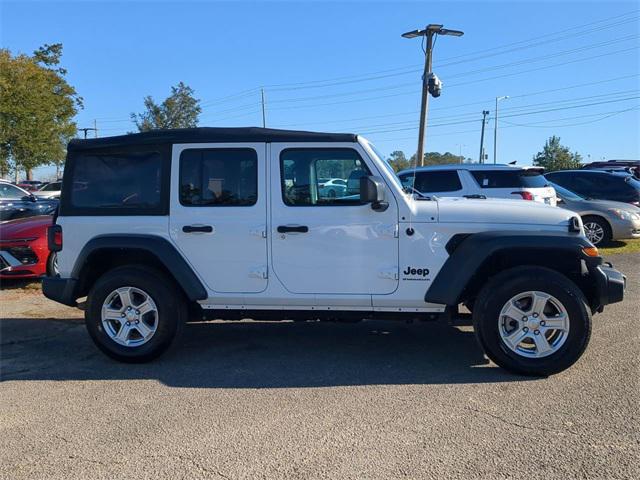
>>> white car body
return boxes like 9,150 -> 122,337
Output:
397,164 -> 558,207
55,138 -> 578,313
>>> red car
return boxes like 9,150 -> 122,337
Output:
17,180 -> 44,192
0,215 -> 57,279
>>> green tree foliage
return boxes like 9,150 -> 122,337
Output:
0,44 -> 81,179
387,150 -> 410,172
409,151 -> 465,166
131,82 -> 202,132
533,135 -> 582,172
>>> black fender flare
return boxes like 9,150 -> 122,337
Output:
424,231 -> 597,306
72,234 -> 207,302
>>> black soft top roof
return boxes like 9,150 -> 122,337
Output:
68,127 -> 358,151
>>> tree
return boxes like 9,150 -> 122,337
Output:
387,150 -> 410,172
533,135 -> 582,172
0,44 -> 81,180
131,82 -> 201,132
408,151 -> 465,166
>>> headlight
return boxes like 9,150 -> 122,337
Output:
608,209 -> 640,221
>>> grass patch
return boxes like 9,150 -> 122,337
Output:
600,239 -> 640,255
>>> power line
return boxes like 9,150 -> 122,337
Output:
193,10 -> 638,103
360,95 -> 640,134
263,34 -> 637,108
369,107 -> 639,143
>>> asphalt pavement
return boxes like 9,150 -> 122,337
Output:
1,254 -> 638,479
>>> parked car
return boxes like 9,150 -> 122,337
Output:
552,182 -> 640,245
17,180 -> 44,192
0,215 -> 57,279
319,178 -> 347,198
42,127 -> 626,376
397,164 -> 557,206
545,170 -> 640,207
581,160 -> 639,179
0,181 -> 59,221
36,181 -> 62,199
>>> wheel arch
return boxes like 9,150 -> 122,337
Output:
425,231 -> 601,311
71,235 -> 207,302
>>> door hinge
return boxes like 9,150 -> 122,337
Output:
378,224 -> 399,238
249,266 -> 268,279
250,226 -> 267,238
379,268 -> 399,280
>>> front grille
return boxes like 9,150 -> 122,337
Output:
0,246 -> 38,265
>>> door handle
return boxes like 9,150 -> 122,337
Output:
277,225 -> 309,233
183,225 -> 213,233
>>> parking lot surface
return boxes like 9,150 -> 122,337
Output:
1,254 -> 638,479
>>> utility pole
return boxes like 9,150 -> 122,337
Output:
479,110 -> 489,163
456,143 -> 467,163
78,127 -> 97,139
402,24 -> 463,167
493,96 -> 509,164
94,119 -> 98,138
260,88 -> 267,128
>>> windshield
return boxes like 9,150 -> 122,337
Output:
360,138 -> 404,192
549,182 -> 583,200
41,182 -> 61,191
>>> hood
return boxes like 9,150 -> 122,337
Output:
431,197 -> 575,227
0,215 -> 52,240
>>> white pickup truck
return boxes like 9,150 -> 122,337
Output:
43,128 -> 625,375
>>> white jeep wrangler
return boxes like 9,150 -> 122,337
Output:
43,128 -> 626,375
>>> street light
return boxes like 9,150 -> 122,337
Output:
493,95 -> 509,164
402,24 -> 464,166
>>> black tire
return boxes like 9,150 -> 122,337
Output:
85,265 -> 186,363
582,215 -> 612,246
46,252 -> 58,277
473,266 -> 592,376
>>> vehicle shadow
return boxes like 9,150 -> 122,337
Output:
0,317 -> 535,387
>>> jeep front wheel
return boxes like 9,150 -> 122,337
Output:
473,266 -> 592,376
85,266 -> 186,363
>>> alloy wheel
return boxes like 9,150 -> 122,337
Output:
101,286 -> 159,347
584,222 -> 605,245
498,291 -> 570,359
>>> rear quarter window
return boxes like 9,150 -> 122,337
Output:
61,148 -> 169,216
471,170 -> 548,188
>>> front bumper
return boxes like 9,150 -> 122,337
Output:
610,217 -> 640,240
42,277 -> 78,306
590,262 -> 626,311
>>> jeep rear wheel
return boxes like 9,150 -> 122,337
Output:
85,266 -> 186,363
473,266 -> 591,376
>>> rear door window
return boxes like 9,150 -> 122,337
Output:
179,149 -> 258,206
471,170 -> 548,188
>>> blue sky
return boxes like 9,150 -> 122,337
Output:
1,0 -> 639,179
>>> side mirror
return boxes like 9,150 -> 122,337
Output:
556,197 -> 564,204
360,176 -> 389,212
22,194 -> 37,202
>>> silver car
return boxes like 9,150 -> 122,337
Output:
552,182 -> 640,245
